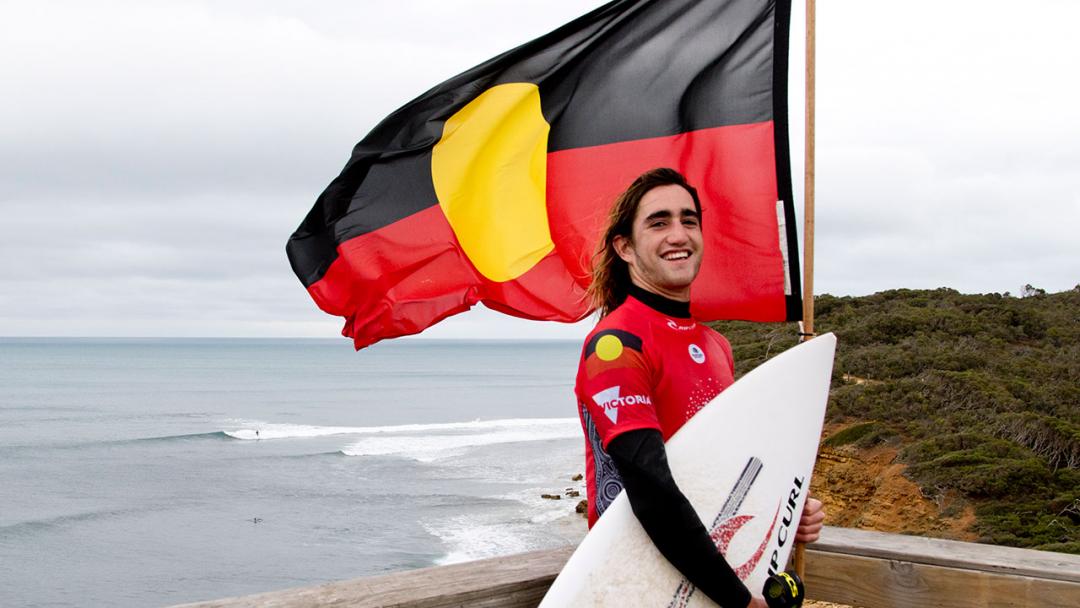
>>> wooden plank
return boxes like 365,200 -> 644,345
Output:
172,546 -> 573,608
172,528 -> 1080,607
812,526 -> 1080,583
804,548 -> 1080,608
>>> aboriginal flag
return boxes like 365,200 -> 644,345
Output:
288,0 -> 800,349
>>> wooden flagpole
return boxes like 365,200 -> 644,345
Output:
793,0 -> 816,581
801,0 -> 817,341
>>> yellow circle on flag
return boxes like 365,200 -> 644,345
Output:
431,83 -> 554,282
595,334 -> 624,361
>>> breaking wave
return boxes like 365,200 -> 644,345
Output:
338,418 -> 580,461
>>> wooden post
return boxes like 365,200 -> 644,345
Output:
794,0 -> 817,582
801,0 -> 817,341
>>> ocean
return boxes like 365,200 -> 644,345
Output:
0,338 -> 588,607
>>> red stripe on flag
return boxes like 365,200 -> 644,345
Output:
309,206 -> 589,349
309,206 -> 474,348
547,121 -> 788,321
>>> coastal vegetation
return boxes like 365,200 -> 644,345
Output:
711,286 -> 1080,554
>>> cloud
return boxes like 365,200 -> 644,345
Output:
1,0 -> 1077,337
0,1 -> 604,201
787,0 -> 1080,297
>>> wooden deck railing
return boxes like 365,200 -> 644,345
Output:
175,526 -> 1080,608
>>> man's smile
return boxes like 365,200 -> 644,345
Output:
662,250 -> 693,261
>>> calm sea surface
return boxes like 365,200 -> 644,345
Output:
0,338 -> 587,607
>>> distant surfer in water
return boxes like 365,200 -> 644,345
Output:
576,168 -> 825,608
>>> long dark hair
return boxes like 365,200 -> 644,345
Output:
586,168 -> 702,317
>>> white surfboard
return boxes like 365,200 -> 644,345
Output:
541,333 -> 837,607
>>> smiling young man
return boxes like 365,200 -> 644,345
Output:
576,168 -> 824,608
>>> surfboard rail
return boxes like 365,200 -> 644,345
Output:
172,526 -> 1080,608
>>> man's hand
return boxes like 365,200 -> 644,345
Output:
795,497 -> 825,543
746,595 -> 769,608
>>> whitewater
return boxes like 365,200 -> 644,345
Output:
0,338 -> 588,607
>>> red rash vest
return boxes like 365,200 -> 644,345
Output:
575,288 -> 736,527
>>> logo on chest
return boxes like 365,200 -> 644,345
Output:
666,319 -> 696,331
688,343 -> 706,364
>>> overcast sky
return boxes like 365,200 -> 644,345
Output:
2,1 -> 1077,339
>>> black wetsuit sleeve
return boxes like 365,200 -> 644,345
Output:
607,428 -> 751,608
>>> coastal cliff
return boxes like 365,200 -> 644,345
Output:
712,286 -> 1080,554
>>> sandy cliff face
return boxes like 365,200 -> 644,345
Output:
797,428 -> 979,608
811,425 -> 977,541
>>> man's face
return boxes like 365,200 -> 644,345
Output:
613,184 -> 703,301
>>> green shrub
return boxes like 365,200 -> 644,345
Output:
823,421 -> 896,448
